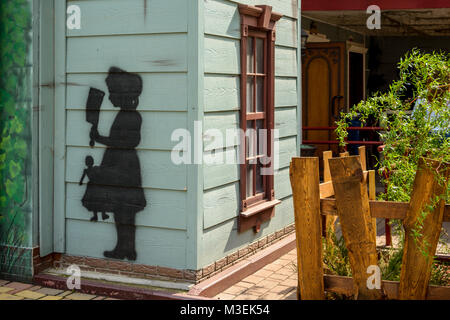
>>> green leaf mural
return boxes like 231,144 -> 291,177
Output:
0,0 -> 32,250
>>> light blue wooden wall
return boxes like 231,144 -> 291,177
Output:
56,0 -> 300,271
200,0 -> 300,267
60,0 -> 190,269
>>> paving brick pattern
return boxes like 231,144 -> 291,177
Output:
0,281 -> 113,301
214,249 -> 299,300
213,231 -> 450,300
0,249 -> 300,301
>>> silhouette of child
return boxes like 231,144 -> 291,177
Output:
85,67 -> 147,261
79,156 -> 109,222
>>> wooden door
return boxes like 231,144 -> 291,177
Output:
302,42 -> 345,168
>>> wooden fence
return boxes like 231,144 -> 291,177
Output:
320,147 -> 377,244
289,152 -> 450,300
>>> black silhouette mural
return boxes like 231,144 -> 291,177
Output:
85,88 -> 105,147
80,67 -> 147,261
79,155 -> 110,222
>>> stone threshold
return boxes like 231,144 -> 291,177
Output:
33,273 -> 211,300
45,268 -> 194,291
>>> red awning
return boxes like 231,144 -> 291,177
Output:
303,0 -> 450,11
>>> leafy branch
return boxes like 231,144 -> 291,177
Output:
336,49 -> 449,258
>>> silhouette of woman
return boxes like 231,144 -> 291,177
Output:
85,67 -> 146,261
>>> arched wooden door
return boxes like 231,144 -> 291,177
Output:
302,42 -> 345,170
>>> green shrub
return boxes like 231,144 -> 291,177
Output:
324,229 -> 449,286
336,49 -> 449,204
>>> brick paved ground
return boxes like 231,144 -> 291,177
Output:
3,226 -> 446,301
213,231 -> 449,301
0,280 -> 117,300
214,249 -> 298,300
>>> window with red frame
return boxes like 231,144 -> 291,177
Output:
239,5 -> 281,227
243,32 -> 270,205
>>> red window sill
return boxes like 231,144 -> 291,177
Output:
240,199 -> 281,218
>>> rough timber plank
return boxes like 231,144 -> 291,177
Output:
329,156 -> 385,300
322,151 -> 336,242
399,158 -> 449,300
290,157 -> 325,300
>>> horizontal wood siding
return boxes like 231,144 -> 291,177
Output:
205,0 -> 298,38
201,0 -> 299,262
62,0 -> 189,268
204,75 -> 240,112
65,147 -> 187,190
66,0 -> 188,36
67,34 -> 187,73
67,73 -> 188,112
203,147 -> 240,190
203,134 -> 295,199
275,77 -> 297,107
203,111 -> 240,151
66,110 -> 187,151
275,107 -> 298,138
201,196 -> 294,266
66,219 -> 187,268
66,183 -> 187,230
276,17 -> 298,48
204,182 -> 240,229
203,165 -> 294,229
204,36 -> 240,75
278,136 -> 297,168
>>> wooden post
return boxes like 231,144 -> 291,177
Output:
358,146 -> 367,171
329,156 -> 385,300
399,158 -> 449,300
323,151 -> 337,240
368,170 -> 376,200
323,151 -> 332,182
359,146 -> 377,244
382,169 -> 393,246
385,219 -> 392,246
340,151 -> 349,157
368,170 -> 377,245
290,157 -> 325,300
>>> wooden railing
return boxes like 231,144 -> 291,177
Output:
303,126 -> 384,146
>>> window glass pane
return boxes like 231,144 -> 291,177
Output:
246,165 -> 254,197
246,76 -> 254,113
246,121 -> 256,160
256,77 -> 264,113
256,164 -> 264,194
256,38 -> 264,74
256,120 -> 266,157
247,37 -> 254,74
